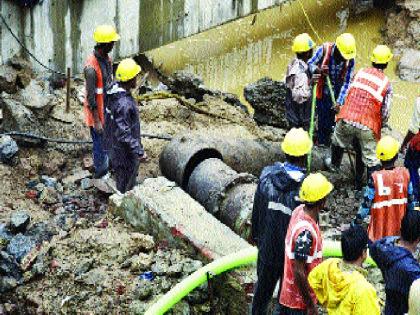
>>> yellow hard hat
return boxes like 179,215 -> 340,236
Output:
336,33 -> 356,60
376,136 -> 400,161
371,45 -> 393,64
93,25 -> 120,43
116,58 -> 141,82
299,173 -> 333,203
292,33 -> 315,53
281,128 -> 313,157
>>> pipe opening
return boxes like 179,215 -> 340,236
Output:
182,149 -> 223,189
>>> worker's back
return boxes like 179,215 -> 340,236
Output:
369,167 -> 410,241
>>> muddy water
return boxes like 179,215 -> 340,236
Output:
146,0 -> 417,135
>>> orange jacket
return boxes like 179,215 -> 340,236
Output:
280,205 -> 323,310
83,54 -> 110,126
369,167 -> 410,241
337,68 -> 390,140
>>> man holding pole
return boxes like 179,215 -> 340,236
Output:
308,33 -> 356,146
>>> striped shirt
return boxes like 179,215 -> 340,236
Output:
308,44 -> 355,105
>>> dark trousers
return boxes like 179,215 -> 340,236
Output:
285,90 -> 311,131
277,305 -> 306,315
90,127 -> 108,177
114,159 -> 139,193
252,259 -> 282,315
405,147 -> 420,202
316,94 -> 335,146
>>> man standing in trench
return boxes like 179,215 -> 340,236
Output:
251,128 -> 312,314
106,58 -> 147,193
308,33 -> 356,146
84,25 -> 119,178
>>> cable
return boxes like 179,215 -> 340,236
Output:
0,13 -> 76,78
297,0 -> 324,43
1,131 -> 172,144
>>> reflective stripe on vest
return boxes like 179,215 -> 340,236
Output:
285,220 -> 322,263
372,198 -> 408,209
96,88 -> 104,94
350,71 -> 389,103
268,202 -> 292,216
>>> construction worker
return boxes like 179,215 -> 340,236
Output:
285,33 -> 319,130
84,25 -> 119,178
105,58 -> 147,193
326,45 -> 394,189
251,128 -> 312,315
370,211 -> 420,315
308,33 -> 356,146
408,279 -> 420,315
401,97 -> 420,203
352,136 -> 416,241
279,173 -> 333,315
308,225 -> 380,315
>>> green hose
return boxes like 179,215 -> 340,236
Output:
144,247 -> 258,315
326,76 -> 337,104
144,242 -> 377,314
307,84 -> 317,173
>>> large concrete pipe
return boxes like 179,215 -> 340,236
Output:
186,158 -> 256,240
160,135 -> 327,186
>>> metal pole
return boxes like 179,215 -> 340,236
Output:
65,67 -> 71,113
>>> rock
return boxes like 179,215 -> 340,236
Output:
0,225 -> 12,248
151,260 -> 170,276
38,186 -> 59,204
42,151 -> 66,175
0,65 -> 18,94
131,233 -> 155,251
6,233 -> 36,263
182,259 -> 203,275
167,263 -> 183,278
74,258 -> 95,277
76,268 -> 107,286
80,178 -> 93,190
0,276 -> 17,293
0,251 -> 21,279
83,156 -> 94,170
26,221 -> 57,243
19,81 -> 54,118
40,175 -> 57,188
10,211 -> 30,233
132,279 -> 153,300
130,253 -> 153,272
62,170 -> 91,185
171,301 -> 191,315
129,301 -> 147,314
0,93 -> 39,133
0,135 -> 18,164
244,77 -> 288,127
399,49 -> 420,82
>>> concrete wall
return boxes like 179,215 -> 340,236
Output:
0,0 -> 286,73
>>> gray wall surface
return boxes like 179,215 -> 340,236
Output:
0,0 -> 287,74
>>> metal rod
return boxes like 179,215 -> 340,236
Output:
65,67 -> 71,113
206,271 -> 216,315
307,84 -> 317,173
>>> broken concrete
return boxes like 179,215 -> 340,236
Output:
0,93 -> 39,133
0,65 -> 18,94
0,135 -> 18,164
244,77 -> 288,127
399,49 -> 420,82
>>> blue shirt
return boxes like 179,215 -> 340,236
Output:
308,44 -> 355,105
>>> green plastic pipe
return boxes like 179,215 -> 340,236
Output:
307,83 -> 318,173
326,76 -> 336,104
144,242 -> 377,315
144,247 -> 258,315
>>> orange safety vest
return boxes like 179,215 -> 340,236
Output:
316,43 -> 348,100
337,67 -> 390,140
370,167 -> 410,241
83,54 -> 111,127
280,205 -> 322,310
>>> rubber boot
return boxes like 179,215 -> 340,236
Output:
353,139 -> 365,191
325,144 -> 345,172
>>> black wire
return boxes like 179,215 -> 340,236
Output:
0,13 -> 77,78
1,131 -> 172,144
